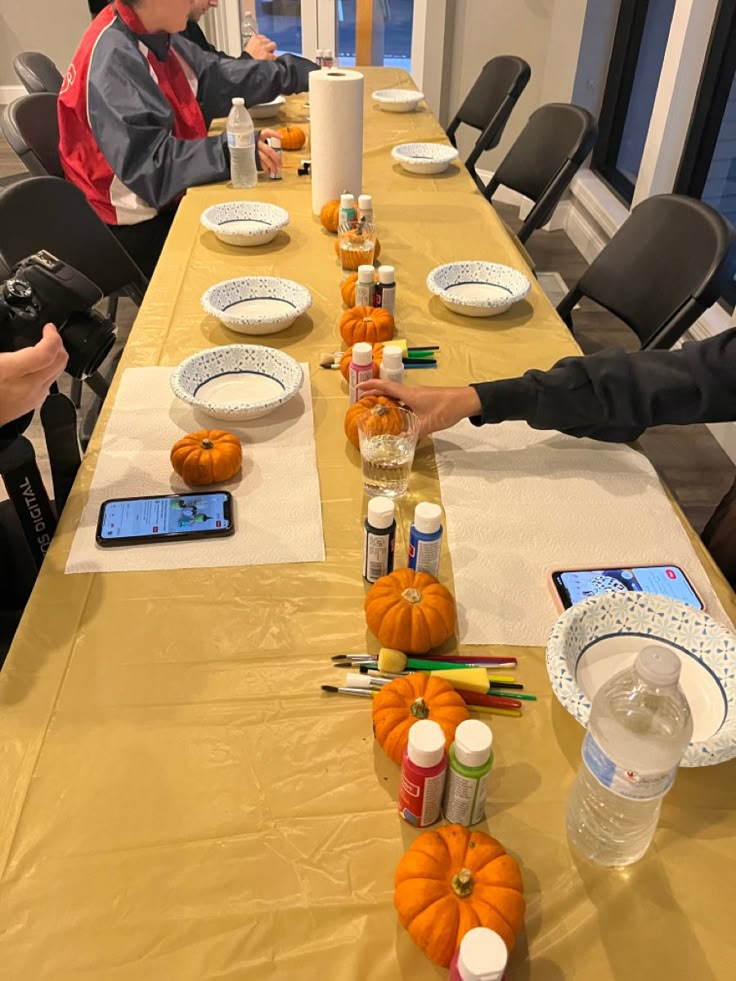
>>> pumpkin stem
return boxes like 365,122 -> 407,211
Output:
410,697 -> 430,719
451,868 -> 474,898
200,439 -> 214,449
401,588 -> 422,605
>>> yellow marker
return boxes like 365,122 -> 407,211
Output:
471,704 -> 522,718
486,672 -> 516,684
427,667 -> 490,694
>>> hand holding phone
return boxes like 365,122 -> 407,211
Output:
96,492 -> 234,547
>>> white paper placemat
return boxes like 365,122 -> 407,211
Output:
434,421 -> 730,646
65,366 -> 325,574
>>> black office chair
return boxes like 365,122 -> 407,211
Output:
484,103 -> 598,243
13,52 -> 64,95
557,194 -> 736,351
446,56 -> 531,193
1,94 -> 64,178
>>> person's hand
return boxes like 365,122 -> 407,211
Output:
0,324 -> 68,427
355,379 -> 482,437
257,127 -> 282,176
245,34 -> 277,60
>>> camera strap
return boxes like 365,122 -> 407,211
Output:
40,391 -> 82,515
0,436 -> 57,571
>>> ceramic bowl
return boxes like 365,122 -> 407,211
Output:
201,276 -> 312,335
171,344 -> 303,422
426,260 -> 531,317
247,95 -> 286,119
372,89 -> 424,113
546,591 -> 736,767
391,142 -> 459,175
200,202 -> 290,247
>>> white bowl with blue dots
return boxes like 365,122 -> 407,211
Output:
202,276 -> 312,335
171,344 -> 304,422
546,591 -> 736,767
427,261 -> 531,317
200,201 -> 290,247
372,89 -> 424,113
391,142 -> 459,175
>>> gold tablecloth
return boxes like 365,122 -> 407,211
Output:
1,68 -> 735,980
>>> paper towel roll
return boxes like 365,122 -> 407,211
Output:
309,68 -> 364,215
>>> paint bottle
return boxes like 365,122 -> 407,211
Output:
399,719 -> 447,827
449,927 -> 508,981
348,341 -> 373,404
339,192 -> 357,228
265,135 -> 282,180
358,193 -> 374,224
355,264 -> 376,307
407,501 -> 443,577
316,49 -> 324,68
443,719 -> 494,826
322,49 -> 335,68
374,265 -> 396,315
363,497 -> 396,583
379,344 -> 404,384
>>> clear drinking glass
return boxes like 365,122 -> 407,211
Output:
357,407 -> 420,498
338,220 -> 376,272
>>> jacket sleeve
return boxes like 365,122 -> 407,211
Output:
87,46 -> 231,211
173,36 -> 317,123
469,329 -> 736,442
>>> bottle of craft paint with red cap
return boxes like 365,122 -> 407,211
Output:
398,719 -> 447,827
449,927 -> 508,981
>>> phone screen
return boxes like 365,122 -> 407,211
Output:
551,565 -> 703,610
96,492 -> 233,546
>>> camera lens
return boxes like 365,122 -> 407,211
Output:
60,310 -> 117,379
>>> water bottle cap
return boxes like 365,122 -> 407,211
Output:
457,928 -> 508,981
407,719 -> 445,768
340,192 -> 355,208
357,264 -> 375,283
453,719 -> 493,768
231,97 -> 245,106
352,341 -> 373,366
382,344 -> 403,368
367,496 -> 394,529
413,501 -> 442,534
635,645 -> 682,687
378,265 -> 395,284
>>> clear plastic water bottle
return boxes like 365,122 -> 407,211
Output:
227,97 -> 257,189
241,9 -> 259,47
566,644 -> 692,867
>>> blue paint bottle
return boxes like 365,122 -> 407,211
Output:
407,502 -> 443,578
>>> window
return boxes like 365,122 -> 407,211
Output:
592,0 -> 677,203
677,0 -> 736,309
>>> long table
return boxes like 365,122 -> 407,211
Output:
1,67 -> 736,980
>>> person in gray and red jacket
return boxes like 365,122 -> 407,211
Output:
62,0 -> 316,277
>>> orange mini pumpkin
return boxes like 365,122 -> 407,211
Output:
277,125 -> 306,150
344,394 -> 403,449
340,305 -> 394,345
335,234 -> 381,268
339,342 -> 387,381
320,199 -> 341,233
364,568 -> 456,654
372,673 -> 469,765
394,824 -> 526,967
170,429 -> 242,486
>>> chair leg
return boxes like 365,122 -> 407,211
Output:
106,293 -> 119,322
556,288 -> 582,334
70,377 -> 83,408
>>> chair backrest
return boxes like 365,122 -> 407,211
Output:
0,177 -> 147,299
486,103 -> 597,241
563,194 -> 736,350
1,94 -> 64,179
13,51 -> 64,95
448,56 -> 531,155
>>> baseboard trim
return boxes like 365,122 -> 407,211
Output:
0,84 -> 24,103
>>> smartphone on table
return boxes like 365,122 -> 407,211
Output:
549,564 -> 703,611
96,491 -> 234,547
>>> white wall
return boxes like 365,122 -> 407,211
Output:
0,0 -> 90,89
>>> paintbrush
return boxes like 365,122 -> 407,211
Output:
321,684 -> 374,698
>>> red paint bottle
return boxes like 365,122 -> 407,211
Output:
398,719 -> 447,827
449,927 -> 508,981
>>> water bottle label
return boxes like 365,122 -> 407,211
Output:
582,733 -> 677,801
227,132 -> 254,150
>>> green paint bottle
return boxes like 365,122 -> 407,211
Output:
443,720 -> 494,826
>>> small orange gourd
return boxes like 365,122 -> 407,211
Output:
344,394 -> 403,449
170,429 -> 242,486
335,234 -> 381,268
339,342 -> 387,381
364,568 -> 456,654
277,125 -> 306,150
339,305 -> 394,345
394,824 -> 526,967
372,673 -> 469,765
320,199 -> 341,233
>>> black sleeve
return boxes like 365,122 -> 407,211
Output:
470,329 -> 736,442
178,21 -> 218,55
